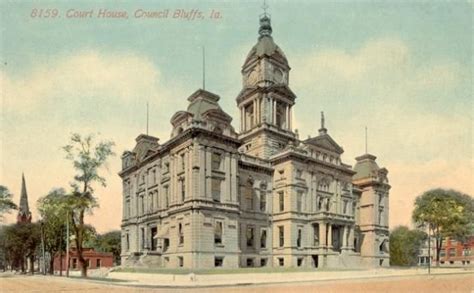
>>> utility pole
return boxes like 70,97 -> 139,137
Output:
66,210 -> 69,277
40,221 -> 46,275
427,225 -> 431,275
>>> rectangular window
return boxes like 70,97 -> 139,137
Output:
72,258 -> 77,269
152,169 -> 156,184
343,200 -> 348,214
96,259 -> 101,268
297,228 -> 302,248
246,226 -> 254,248
214,257 -> 224,267
279,226 -> 284,247
212,153 -> 222,170
246,258 -> 254,267
259,191 -> 266,212
141,227 -> 145,249
212,178 -> 221,202
313,224 -> 319,246
178,256 -> 184,267
297,191 -> 303,212
151,227 -> 158,251
260,258 -> 267,267
279,192 -> 284,212
125,233 -> 130,251
249,189 -> 255,210
181,153 -> 185,171
178,223 -> 184,245
215,221 -> 223,245
440,249 -> 446,257
164,162 -> 170,173
181,179 -> 186,202
278,258 -> 284,266
164,186 -> 169,207
449,248 -> 456,256
297,258 -> 303,267
260,229 -> 267,249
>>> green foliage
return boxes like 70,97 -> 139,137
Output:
0,185 -> 17,220
92,230 -> 121,265
412,188 -> 474,263
2,223 -> 41,272
389,226 -> 427,266
37,188 -> 71,273
62,133 -> 115,277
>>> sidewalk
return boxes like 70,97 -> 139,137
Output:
105,267 -> 474,288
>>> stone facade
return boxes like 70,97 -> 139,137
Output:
119,13 -> 390,269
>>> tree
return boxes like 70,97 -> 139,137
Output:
62,133 -> 114,277
412,188 -> 474,266
37,188 -> 70,274
0,186 -> 17,221
3,223 -> 41,273
93,231 -> 121,265
389,226 -> 426,266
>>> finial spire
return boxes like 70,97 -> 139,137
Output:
258,1 -> 272,39
365,126 -> 368,154
146,102 -> 149,135
319,111 -> 327,135
262,0 -> 269,16
202,46 -> 206,90
321,111 -> 325,129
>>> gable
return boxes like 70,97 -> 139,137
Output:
304,134 -> 344,154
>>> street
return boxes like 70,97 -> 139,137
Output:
1,272 -> 473,293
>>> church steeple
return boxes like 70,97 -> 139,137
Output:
17,173 -> 32,223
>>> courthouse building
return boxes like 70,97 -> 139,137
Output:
119,12 -> 391,269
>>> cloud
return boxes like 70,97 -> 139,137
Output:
290,37 -> 472,228
0,50 -> 193,232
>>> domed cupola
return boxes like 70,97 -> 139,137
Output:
236,7 -> 297,159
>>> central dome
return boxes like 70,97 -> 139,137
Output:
243,14 -> 288,68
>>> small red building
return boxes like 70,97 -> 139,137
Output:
439,236 -> 474,266
53,248 -> 114,271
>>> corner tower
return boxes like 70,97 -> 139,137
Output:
236,11 -> 297,159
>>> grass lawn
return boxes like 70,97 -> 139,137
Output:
112,266 -> 366,275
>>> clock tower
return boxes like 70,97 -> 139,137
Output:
236,12 -> 297,159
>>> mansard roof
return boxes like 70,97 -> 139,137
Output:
353,153 -> 380,181
304,133 -> 344,154
185,89 -> 232,123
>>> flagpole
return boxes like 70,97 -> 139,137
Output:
66,210 -> 69,277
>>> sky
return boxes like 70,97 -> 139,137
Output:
1,0 -> 472,233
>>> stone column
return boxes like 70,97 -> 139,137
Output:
253,99 -> 257,126
285,105 -> 288,130
289,106 -> 292,130
199,146 -> 206,199
230,153 -> 237,203
205,147 -> 212,199
327,224 -> 333,249
241,107 -> 244,131
273,99 -> 277,124
319,222 -> 327,247
348,226 -> 355,250
342,225 -> 348,249
225,153 -> 231,202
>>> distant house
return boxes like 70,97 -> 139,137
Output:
53,248 -> 114,271
438,237 -> 474,266
418,236 -> 474,266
